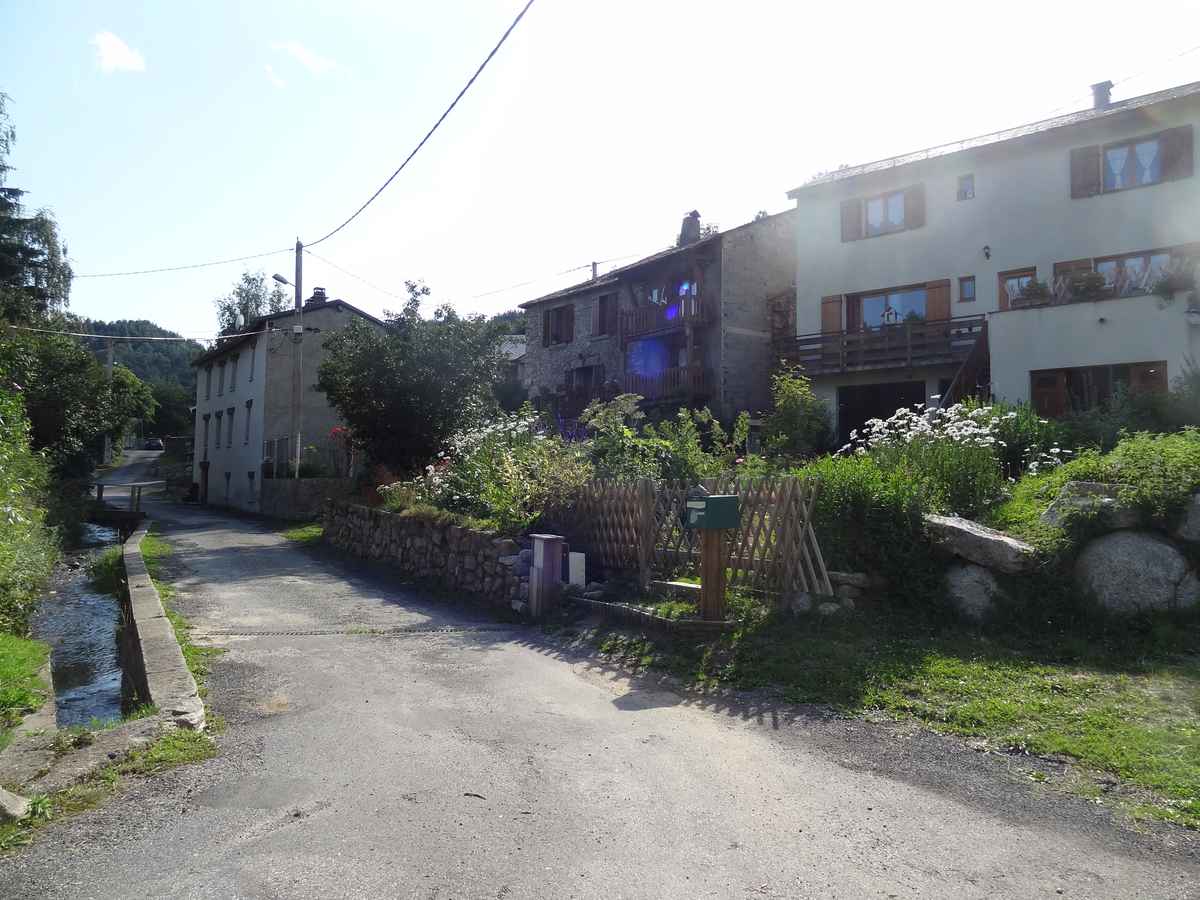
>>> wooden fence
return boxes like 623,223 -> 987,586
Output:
573,476 -> 833,600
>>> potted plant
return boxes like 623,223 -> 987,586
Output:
1152,269 -> 1197,304
1068,271 -> 1110,303
1018,280 -> 1051,305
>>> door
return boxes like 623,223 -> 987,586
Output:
1031,371 -> 1068,418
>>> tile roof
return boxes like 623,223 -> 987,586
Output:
788,80 -> 1200,197
191,298 -> 383,367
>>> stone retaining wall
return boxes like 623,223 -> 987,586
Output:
323,501 -> 530,613
260,477 -> 357,521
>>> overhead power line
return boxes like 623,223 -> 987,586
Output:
74,247 -> 292,279
4,323 -> 269,343
304,0 -> 537,248
303,248 -> 403,299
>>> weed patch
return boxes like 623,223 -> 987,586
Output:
280,522 -> 323,545
0,633 -> 49,751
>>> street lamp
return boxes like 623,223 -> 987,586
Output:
272,273 -> 290,286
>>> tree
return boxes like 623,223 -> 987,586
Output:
489,308 -> 526,334
215,270 -> 289,336
0,93 -> 72,324
762,366 -> 832,460
148,381 -> 193,437
318,281 -> 504,471
82,319 -> 202,392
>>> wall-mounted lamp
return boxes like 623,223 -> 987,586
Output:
1097,317 -> 1107,324
982,245 -> 992,260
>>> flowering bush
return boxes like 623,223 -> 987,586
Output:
840,400 -> 1069,517
380,406 -> 593,534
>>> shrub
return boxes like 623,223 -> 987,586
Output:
761,366 -> 831,460
792,455 -> 938,605
0,389 -> 57,634
961,398 -> 1065,479
842,402 -> 1005,517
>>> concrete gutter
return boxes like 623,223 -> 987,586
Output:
122,522 -> 206,730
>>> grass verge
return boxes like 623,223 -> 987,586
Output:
280,521 -> 323,545
139,529 -> 221,695
0,634 -> 49,753
0,727 -> 216,852
590,601 -> 1200,829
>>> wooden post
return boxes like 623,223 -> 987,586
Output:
699,529 -> 726,621
636,479 -> 655,591
528,533 -> 565,619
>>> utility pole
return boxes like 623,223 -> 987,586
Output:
103,337 -> 115,464
292,239 -> 304,480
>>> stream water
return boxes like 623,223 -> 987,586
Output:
28,523 -> 128,727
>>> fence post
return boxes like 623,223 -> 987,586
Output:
637,478 -> 655,591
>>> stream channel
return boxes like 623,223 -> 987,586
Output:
28,523 -> 132,728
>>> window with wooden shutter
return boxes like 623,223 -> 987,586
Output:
925,279 -> 951,321
840,200 -> 862,242
593,294 -> 617,336
1162,125 -> 1195,181
563,304 -> 575,343
1070,145 -> 1101,198
820,295 -> 843,333
542,309 -> 552,347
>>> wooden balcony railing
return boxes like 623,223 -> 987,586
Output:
621,295 -> 708,339
623,365 -> 711,401
784,315 -> 987,376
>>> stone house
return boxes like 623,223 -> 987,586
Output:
189,290 -> 384,511
519,209 -> 797,422
783,78 -> 1200,442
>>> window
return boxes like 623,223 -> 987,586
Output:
214,411 -> 223,449
1031,362 -> 1168,418
244,399 -> 252,444
205,367 -> 212,400
227,408 -> 235,446
857,287 -> 927,329
217,362 -> 225,396
958,276 -> 976,302
999,268 -> 1038,308
1071,126 -> 1193,197
1049,247 -> 1192,303
1094,249 -> 1172,297
841,185 -> 925,241
229,355 -> 238,393
594,294 -> 618,337
248,341 -> 256,382
541,305 -> 575,346
202,415 -> 210,459
957,174 -> 975,201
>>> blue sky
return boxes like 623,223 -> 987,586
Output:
3,0 -> 1200,338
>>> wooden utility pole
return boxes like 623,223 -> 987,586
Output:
699,529 -> 726,621
292,239 -> 304,480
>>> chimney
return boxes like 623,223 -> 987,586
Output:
1091,80 -> 1114,110
308,286 -> 327,305
678,210 -> 701,246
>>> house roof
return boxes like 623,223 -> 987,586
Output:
497,334 -> 527,360
191,297 -> 383,367
787,79 -> 1200,197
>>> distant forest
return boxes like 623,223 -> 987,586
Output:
80,319 -> 203,391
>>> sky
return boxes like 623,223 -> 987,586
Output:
3,0 -> 1200,339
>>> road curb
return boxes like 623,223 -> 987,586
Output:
123,522 -> 206,730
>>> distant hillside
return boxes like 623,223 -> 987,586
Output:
81,319 -> 203,390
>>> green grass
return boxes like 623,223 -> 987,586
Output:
591,603 -> 1200,829
0,727 -> 216,853
87,546 -> 125,596
139,530 -> 221,694
280,522 -> 323,544
0,633 -> 49,752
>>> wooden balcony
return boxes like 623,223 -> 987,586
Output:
621,295 -> 708,340
784,315 -> 987,376
623,365 -> 711,402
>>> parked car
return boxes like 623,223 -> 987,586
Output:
144,438 -> 164,450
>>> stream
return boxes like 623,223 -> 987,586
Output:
28,523 -> 129,728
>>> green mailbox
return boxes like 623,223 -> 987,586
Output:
684,494 -> 740,530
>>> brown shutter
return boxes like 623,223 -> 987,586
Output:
840,200 -> 862,242
925,279 -> 951,321
564,304 -> 575,342
820,295 -> 843,333
1162,125 -> 1195,181
1070,145 -> 1101,197
904,184 -> 926,228
542,309 -> 551,346
590,299 -> 600,336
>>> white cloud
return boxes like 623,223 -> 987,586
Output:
264,64 -> 286,89
90,31 -> 145,74
272,41 -> 335,75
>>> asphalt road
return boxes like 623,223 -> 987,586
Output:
95,448 -> 167,503
5,499 -> 1198,899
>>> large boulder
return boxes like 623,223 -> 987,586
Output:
1074,531 -> 1199,613
924,514 -> 1038,575
944,563 -> 1006,623
1171,494 -> 1200,545
0,786 -> 29,823
1041,481 -> 1140,530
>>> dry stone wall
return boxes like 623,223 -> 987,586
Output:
323,501 -> 531,613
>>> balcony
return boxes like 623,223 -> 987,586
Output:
621,295 -> 708,340
785,315 -> 986,376
623,365 -> 711,402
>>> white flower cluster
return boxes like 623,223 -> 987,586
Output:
839,400 -> 1007,455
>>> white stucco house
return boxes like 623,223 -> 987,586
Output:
189,290 -> 383,511
785,79 -> 1200,441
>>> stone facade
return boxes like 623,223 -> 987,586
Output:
323,502 -> 530,613
260,477 -> 357,521
521,210 -> 796,422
